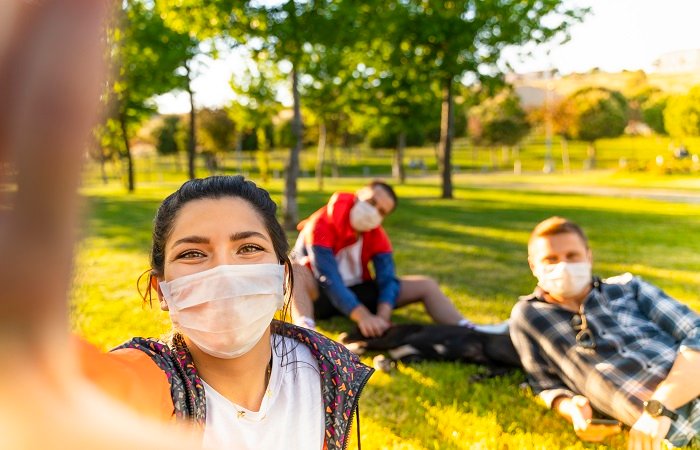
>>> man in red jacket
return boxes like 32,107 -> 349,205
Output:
291,181 -> 473,338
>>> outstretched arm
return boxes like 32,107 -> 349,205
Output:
0,3 -> 198,448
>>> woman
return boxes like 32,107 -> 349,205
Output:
82,175 -> 373,450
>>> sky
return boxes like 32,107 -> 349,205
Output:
155,0 -> 700,114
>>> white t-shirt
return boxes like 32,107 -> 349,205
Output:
201,336 -> 324,450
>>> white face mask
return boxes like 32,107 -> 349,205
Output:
159,264 -> 284,359
349,200 -> 382,232
535,261 -> 592,299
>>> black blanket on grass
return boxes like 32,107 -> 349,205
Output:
339,323 -> 522,377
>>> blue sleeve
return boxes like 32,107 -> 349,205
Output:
372,252 -> 399,308
309,245 -> 361,316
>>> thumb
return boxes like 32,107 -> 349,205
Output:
571,411 -> 588,430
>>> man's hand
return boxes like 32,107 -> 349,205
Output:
358,314 -> 390,338
555,395 -> 622,442
350,305 -> 390,338
628,412 -> 672,450
377,303 -> 393,323
560,395 -> 593,430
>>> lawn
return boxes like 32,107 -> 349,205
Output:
72,169 -> 700,449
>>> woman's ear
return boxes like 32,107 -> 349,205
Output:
151,275 -> 168,311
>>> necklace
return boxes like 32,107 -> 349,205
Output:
235,355 -> 273,419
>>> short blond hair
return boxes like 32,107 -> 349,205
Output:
528,216 -> 589,251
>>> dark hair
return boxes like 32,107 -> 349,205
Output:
140,175 -> 293,307
369,179 -> 398,210
528,216 -> 589,250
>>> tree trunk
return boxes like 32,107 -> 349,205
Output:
585,142 -> 596,170
99,151 -> 108,184
501,145 -> 509,166
118,113 -> 134,193
438,78 -> 454,198
256,128 -> 269,183
235,134 -> 243,174
561,138 -> 570,173
393,131 -> 406,184
283,68 -> 302,230
330,145 -> 339,178
316,121 -> 326,190
186,65 -> 196,180
513,146 -> 522,175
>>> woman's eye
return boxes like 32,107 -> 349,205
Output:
177,250 -> 204,259
239,244 -> 263,254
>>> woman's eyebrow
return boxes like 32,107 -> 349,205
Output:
230,231 -> 269,242
170,235 -> 209,249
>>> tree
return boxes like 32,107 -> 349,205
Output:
229,62 -> 281,182
106,0 -> 198,191
558,87 -> 628,168
349,6 -> 440,185
91,120 -> 121,184
153,116 -> 182,156
664,86 -> 700,140
373,0 -> 587,198
249,1 -> 334,229
151,115 -> 186,172
302,41 -> 358,189
642,93 -> 669,135
468,87 -> 530,169
198,108 -> 236,173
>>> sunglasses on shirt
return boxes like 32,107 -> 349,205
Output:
570,312 -> 596,351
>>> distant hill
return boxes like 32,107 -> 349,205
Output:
509,69 -> 700,109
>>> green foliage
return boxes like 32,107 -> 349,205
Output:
228,61 -> 281,143
153,116 -> 182,156
197,108 -> 236,154
110,1 -> 197,117
559,87 -> 628,142
155,0 -> 251,42
664,85 -> 700,139
100,0 -> 199,190
377,0 -> 587,83
468,87 -> 530,147
642,93 -> 669,135
92,118 -> 123,162
625,80 -> 660,123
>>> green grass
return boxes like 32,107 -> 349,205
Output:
72,167 -> 700,449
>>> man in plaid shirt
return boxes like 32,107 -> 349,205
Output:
510,217 -> 700,449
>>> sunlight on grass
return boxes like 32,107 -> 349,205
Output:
72,170 -> 700,449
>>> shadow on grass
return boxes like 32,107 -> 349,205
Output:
83,195 -> 161,253
357,359 -> 628,449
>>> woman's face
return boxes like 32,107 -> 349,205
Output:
161,197 -> 278,285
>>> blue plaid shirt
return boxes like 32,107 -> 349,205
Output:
510,273 -> 700,446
